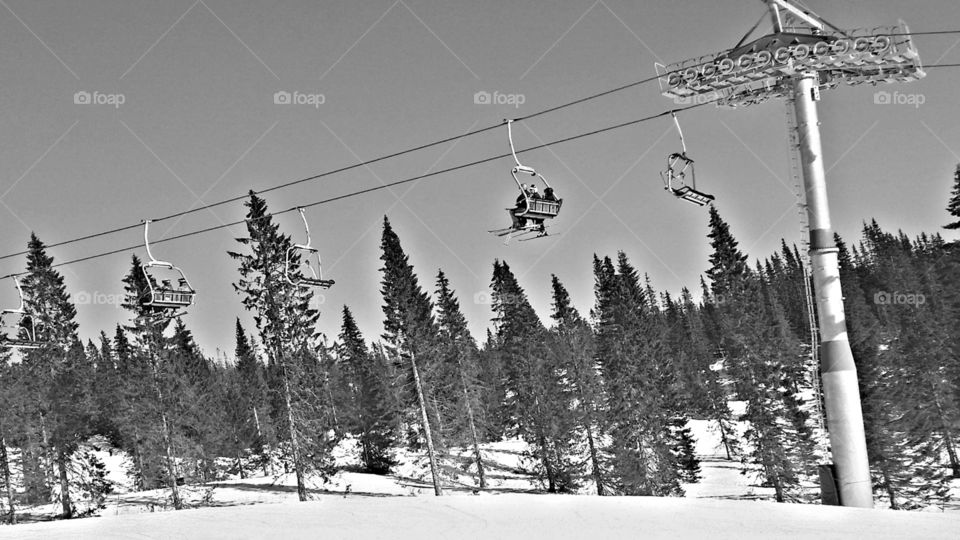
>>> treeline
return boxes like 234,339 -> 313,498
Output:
2,171 -> 960,521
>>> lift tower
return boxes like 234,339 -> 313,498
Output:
656,1 -> 925,508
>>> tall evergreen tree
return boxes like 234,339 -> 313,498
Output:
337,305 -> 397,474
435,270 -> 488,488
549,274 -> 608,494
491,260 -> 577,493
379,217 -> 444,495
21,233 -> 92,517
229,191 -> 332,501
944,164 -> 960,230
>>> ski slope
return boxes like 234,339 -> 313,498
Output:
3,417 -> 958,537
5,494 -> 960,540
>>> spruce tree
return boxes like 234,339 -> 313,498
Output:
21,233 -> 91,517
337,305 -> 397,474
549,274 -> 608,494
944,164 -> 960,230
490,260 -> 579,492
379,217 -> 444,495
435,270 -> 488,488
229,191 -> 330,502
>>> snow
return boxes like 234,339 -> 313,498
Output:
4,419 -> 959,537
5,493 -> 959,540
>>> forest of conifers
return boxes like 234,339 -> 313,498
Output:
2,167 -> 960,522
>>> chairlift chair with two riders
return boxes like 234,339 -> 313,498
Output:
661,112 -> 715,207
490,119 -> 563,241
0,275 -> 43,349
138,219 -> 196,324
285,207 -> 334,289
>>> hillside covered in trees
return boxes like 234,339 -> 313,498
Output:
2,167 -> 960,523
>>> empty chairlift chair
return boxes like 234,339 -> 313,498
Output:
661,112 -> 715,207
285,207 -> 334,289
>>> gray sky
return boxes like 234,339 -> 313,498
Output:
0,0 -> 958,357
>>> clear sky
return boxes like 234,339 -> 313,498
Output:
0,0 -> 958,358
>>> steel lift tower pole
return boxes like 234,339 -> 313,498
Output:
657,0 -> 926,508
772,2 -> 873,508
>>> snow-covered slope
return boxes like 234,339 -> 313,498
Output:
5,494 -> 960,540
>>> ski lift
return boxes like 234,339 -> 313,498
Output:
0,275 -> 42,349
285,208 -> 334,289
139,220 -> 195,317
661,112 -> 715,207
493,120 -> 562,240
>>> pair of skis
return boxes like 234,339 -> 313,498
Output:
488,224 -> 554,244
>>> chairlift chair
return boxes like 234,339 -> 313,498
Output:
503,120 -> 562,236
139,220 -> 196,315
0,275 -> 42,349
661,112 -> 715,207
285,208 -> 334,289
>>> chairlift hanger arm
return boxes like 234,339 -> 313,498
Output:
505,119 -> 553,191
670,112 -> 687,155
142,220 -> 173,268
295,207 -> 313,249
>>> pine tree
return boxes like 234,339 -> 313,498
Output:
379,217 -> 444,495
944,164 -> 960,230
21,233 -> 92,518
337,305 -> 397,474
549,274 -> 608,494
706,206 -> 749,301
229,191 -> 331,502
233,319 -> 271,465
435,270 -> 488,488
118,255 -> 186,509
592,252 -> 686,496
490,260 -> 577,493
704,212 -> 810,501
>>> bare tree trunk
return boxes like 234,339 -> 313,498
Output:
533,398 -> 557,493
943,429 -> 960,479
585,422 -> 604,495
151,357 -> 182,510
430,395 -> 446,449
252,407 -> 271,476
39,412 -> 55,500
134,444 -> 146,491
279,357 -> 307,502
932,391 -> 960,478
717,418 -> 733,461
574,380 -> 604,496
57,450 -> 72,518
458,367 -> 486,489
0,431 -> 16,524
158,408 -> 182,510
409,351 -> 443,496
